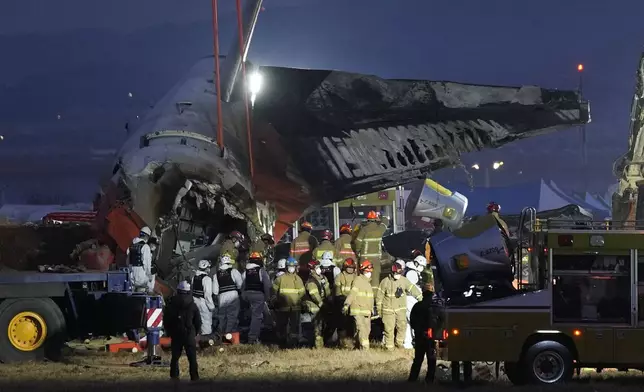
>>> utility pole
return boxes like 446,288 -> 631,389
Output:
578,63 -> 587,193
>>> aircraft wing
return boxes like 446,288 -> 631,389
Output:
251,66 -> 590,234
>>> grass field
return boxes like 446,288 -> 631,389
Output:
0,345 -> 643,392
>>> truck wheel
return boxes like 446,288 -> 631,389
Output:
503,361 -> 527,385
524,341 -> 573,384
0,298 -> 66,363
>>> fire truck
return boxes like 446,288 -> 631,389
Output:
431,207 -> 644,385
0,269 -> 163,364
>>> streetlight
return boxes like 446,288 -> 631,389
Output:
248,71 -> 263,106
471,161 -> 504,188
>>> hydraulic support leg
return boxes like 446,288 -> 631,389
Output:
130,295 -> 169,367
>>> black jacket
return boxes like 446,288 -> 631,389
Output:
409,293 -> 440,340
163,293 -> 202,342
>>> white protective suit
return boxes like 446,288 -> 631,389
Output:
126,237 -> 154,293
193,270 -> 216,335
242,262 -> 271,343
403,265 -> 422,349
213,264 -> 243,334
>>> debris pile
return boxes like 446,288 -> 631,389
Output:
0,223 -> 94,270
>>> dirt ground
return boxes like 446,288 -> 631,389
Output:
0,345 -> 644,392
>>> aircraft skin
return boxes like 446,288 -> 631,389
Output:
91,0 -> 590,281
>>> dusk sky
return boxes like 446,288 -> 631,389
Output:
1,0 -> 643,203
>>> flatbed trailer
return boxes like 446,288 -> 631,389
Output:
0,269 -> 158,363
435,211 -> 644,385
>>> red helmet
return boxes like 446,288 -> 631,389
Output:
411,249 -> 423,258
229,230 -> 244,241
487,202 -> 501,214
300,221 -> 313,231
320,229 -> 333,241
249,251 -> 263,260
343,258 -> 356,270
339,223 -> 352,234
359,260 -> 373,272
307,259 -> 320,271
391,262 -> 403,275
367,210 -> 378,220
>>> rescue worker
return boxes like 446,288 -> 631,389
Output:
315,229 -> 335,261
192,259 -> 216,336
272,257 -> 305,347
343,260 -> 375,350
220,230 -> 244,265
403,255 -> 428,349
213,254 -> 243,335
274,258 -> 287,279
319,251 -> 341,289
334,257 -> 357,348
148,235 -> 159,285
164,280 -> 200,381
127,226 -> 155,293
376,262 -> 422,350
242,251 -> 271,344
290,221 -> 318,264
353,210 -> 387,292
408,282 -> 440,384
303,259 -> 330,348
487,201 -> 510,236
334,223 -> 357,267
251,233 -> 275,258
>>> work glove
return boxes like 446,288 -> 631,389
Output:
342,306 -> 350,315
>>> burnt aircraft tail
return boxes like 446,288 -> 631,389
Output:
252,67 -> 590,234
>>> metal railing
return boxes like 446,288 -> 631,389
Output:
532,219 -> 644,231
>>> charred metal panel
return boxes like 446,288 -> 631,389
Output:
613,52 -> 644,222
253,66 -> 590,206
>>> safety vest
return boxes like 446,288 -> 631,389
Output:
321,265 -> 336,290
217,269 -> 237,294
128,242 -> 145,267
244,267 -> 264,292
193,274 -> 206,298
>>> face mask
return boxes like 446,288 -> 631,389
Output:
233,240 -> 240,248
287,266 -> 296,273
346,268 -> 355,274
417,266 -> 424,273
364,272 -> 372,279
150,245 -> 157,253
393,274 -> 401,280
315,267 -> 322,276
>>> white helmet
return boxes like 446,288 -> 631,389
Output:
277,258 -> 287,270
395,259 -> 405,270
321,251 -> 333,261
414,255 -> 428,267
140,226 -> 151,236
219,255 -> 232,268
405,260 -> 417,271
198,259 -> 211,270
177,280 -> 191,292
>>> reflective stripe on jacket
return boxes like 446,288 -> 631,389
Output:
376,275 -> 422,315
344,275 -> 374,316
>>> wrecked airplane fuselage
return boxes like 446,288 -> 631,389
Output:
93,57 -> 590,288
